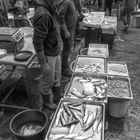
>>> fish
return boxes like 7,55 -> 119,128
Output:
92,114 -> 102,133
70,109 -> 84,127
78,79 -> 90,83
96,107 -> 102,119
68,105 -> 81,112
63,119 -> 79,127
83,109 -> 97,131
63,104 -> 73,117
70,91 -> 85,99
96,120 -> 102,133
49,134 -> 66,140
83,111 -> 91,124
63,134 -> 78,139
93,81 -> 105,86
69,124 -> 75,134
96,86 -> 102,93
61,110 -> 69,123
72,87 -> 77,92
67,101 -> 82,107
70,109 -> 83,119
59,112 -> 66,126
74,135 -> 92,140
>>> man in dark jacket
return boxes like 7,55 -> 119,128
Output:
104,0 -> 113,16
57,0 -> 77,77
0,0 -> 10,26
122,0 -> 137,31
33,0 -> 63,110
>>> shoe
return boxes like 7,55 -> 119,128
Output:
122,25 -> 128,32
62,68 -> 72,77
42,94 -> 57,110
52,86 -> 62,104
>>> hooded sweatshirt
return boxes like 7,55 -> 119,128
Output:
33,0 -> 61,56
125,0 -> 137,10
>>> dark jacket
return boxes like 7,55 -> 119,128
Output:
33,0 -> 61,56
57,0 -> 77,29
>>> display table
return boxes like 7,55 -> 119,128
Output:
0,27 -> 36,110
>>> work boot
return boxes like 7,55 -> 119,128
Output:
62,68 -> 72,77
52,86 -> 62,104
42,94 -> 57,110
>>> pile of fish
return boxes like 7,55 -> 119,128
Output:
76,63 -> 104,74
108,63 -> 128,74
48,102 -> 103,140
19,122 -> 43,136
68,76 -> 107,101
83,12 -> 104,26
108,79 -> 130,98
101,16 -> 117,29
87,49 -> 108,57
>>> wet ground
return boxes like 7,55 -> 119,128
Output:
0,4 -> 140,140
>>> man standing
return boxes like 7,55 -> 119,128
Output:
122,0 -> 137,31
0,0 -> 10,26
93,0 -> 102,10
104,0 -> 113,16
57,0 -> 77,77
33,0 -> 62,110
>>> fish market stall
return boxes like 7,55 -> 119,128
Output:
107,61 -> 129,77
46,99 -> 105,140
64,74 -> 107,103
72,56 -> 106,75
82,12 -> 105,47
107,76 -> 133,118
101,16 -> 117,50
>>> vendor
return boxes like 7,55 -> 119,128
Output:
10,0 -> 30,27
0,0 -> 11,27
33,0 -> 63,110
122,0 -> 137,31
56,0 -> 77,77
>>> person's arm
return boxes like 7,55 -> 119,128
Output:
33,14 -> 51,73
57,1 -> 70,38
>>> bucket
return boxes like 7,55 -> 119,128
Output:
80,48 -> 88,55
108,98 -> 130,118
10,109 -> 48,140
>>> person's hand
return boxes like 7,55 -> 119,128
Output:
41,63 -> 51,75
65,31 -> 70,38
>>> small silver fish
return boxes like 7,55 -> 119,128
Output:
70,91 -> 85,99
49,134 -> 65,140
83,109 -> 97,131
74,135 -> 92,140
83,111 -> 91,124
92,114 -> 102,133
96,120 -> 102,133
78,79 -> 90,83
96,86 -> 102,93
64,134 -> 78,139
69,124 -> 75,134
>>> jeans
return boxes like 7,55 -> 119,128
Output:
104,0 -> 113,15
42,55 -> 61,95
122,8 -> 134,26
93,0 -> 102,7
61,27 -> 75,70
